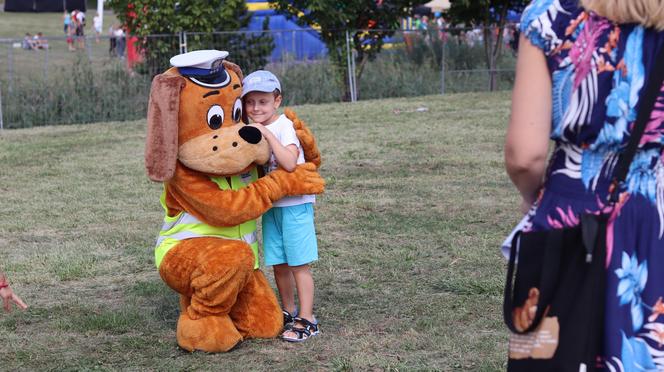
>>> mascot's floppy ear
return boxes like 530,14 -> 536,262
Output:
145,73 -> 186,182
222,60 -> 243,82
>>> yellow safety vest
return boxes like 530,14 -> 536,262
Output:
154,167 -> 260,269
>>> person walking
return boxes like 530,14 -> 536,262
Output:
505,0 -> 664,369
93,12 -> 102,43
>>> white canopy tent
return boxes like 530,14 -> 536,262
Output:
423,0 -> 451,12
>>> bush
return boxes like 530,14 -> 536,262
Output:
2,56 -> 149,128
0,38 -> 516,128
270,56 -> 343,106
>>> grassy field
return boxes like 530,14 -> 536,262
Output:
0,8 -> 118,38
0,92 -> 519,370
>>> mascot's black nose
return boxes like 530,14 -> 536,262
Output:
238,126 -> 262,144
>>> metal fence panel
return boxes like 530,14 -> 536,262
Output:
0,26 -> 517,128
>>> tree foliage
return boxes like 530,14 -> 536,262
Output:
447,0 -> 527,90
106,0 -> 274,74
269,0 -> 428,100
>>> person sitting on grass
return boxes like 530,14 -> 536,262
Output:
22,33 -> 36,50
0,273 -> 28,312
33,32 -> 49,50
242,70 -> 321,342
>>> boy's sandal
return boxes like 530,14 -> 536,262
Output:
282,317 -> 320,343
282,309 -> 297,330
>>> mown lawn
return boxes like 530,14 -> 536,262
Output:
0,92 -> 519,370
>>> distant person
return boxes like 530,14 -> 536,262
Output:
33,32 -> 48,50
72,9 -> 86,50
114,26 -> 126,58
434,12 -> 448,42
0,273 -> 28,312
93,12 -> 102,43
413,14 -> 422,30
21,33 -> 35,50
420,15 -> 429,31
508,26 -> 519,56
108,24 -> 117,57
63,10 -> 71,36
66,23 -> 75,52
242,70 -> 321,342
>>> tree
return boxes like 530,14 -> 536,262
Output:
447,0 -> 527,91
106,0 -> 274,75
269,0 -> 428,101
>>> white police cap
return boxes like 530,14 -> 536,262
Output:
170,50 -> 231,88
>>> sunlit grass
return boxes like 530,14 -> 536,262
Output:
0,92 -> 518,370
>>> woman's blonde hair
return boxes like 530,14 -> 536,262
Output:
582,0 -> 664,30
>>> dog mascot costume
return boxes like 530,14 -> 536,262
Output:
144,50 -> 324,352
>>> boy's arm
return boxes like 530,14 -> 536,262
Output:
251,124 -> 299,172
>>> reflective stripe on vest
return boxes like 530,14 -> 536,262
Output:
154,168 -> 260,269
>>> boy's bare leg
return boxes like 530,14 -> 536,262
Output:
291,264 -> 314,322
273,264 -> 296,314
282,264 -> 316,340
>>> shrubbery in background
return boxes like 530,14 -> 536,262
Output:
3,56 -> 149,128
2,39 -> 515,128
105,0 -> 273,75
269,0 -> 429,101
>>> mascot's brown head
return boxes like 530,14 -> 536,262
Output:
145,50 -> 270,182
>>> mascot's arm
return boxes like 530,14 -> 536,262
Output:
167,162 -> 325,227
285,108 -> 322,169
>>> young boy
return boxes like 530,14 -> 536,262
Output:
242,70 -> 320,342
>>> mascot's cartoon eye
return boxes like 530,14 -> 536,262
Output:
207,105 -> 224,130
232,99 -> 242,123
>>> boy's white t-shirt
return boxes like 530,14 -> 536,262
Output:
264,114 -> 316,207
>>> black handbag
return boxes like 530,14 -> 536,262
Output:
503,48 -> 664,372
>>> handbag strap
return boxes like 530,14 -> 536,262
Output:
503,231 -> 522,333
609,46 -> 664,203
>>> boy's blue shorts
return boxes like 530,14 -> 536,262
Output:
263,203 -> 318,267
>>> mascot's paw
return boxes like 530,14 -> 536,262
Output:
273,163 -> 325,197
176,313 -> 242,352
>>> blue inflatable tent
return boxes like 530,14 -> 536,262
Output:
245,0 -> 327,61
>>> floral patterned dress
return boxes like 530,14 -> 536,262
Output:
519,0 -> 664,369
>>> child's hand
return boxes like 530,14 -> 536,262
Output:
248,123 -> 268,136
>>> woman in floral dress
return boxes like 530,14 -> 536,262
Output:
505,0 -> 664,369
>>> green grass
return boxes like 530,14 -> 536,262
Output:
0,92 -> 520,370
0,8 -> 123,87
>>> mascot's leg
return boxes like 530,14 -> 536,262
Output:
230,269 -> 282,339
159,237 -> 255,352
179,294 -> 190,313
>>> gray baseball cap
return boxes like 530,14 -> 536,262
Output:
241,70 -> 281,98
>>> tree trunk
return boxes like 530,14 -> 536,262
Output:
482,6 -> 508,91
482,27 -> 494,91
327,40 -> 351,102
354,53 -> 369,100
